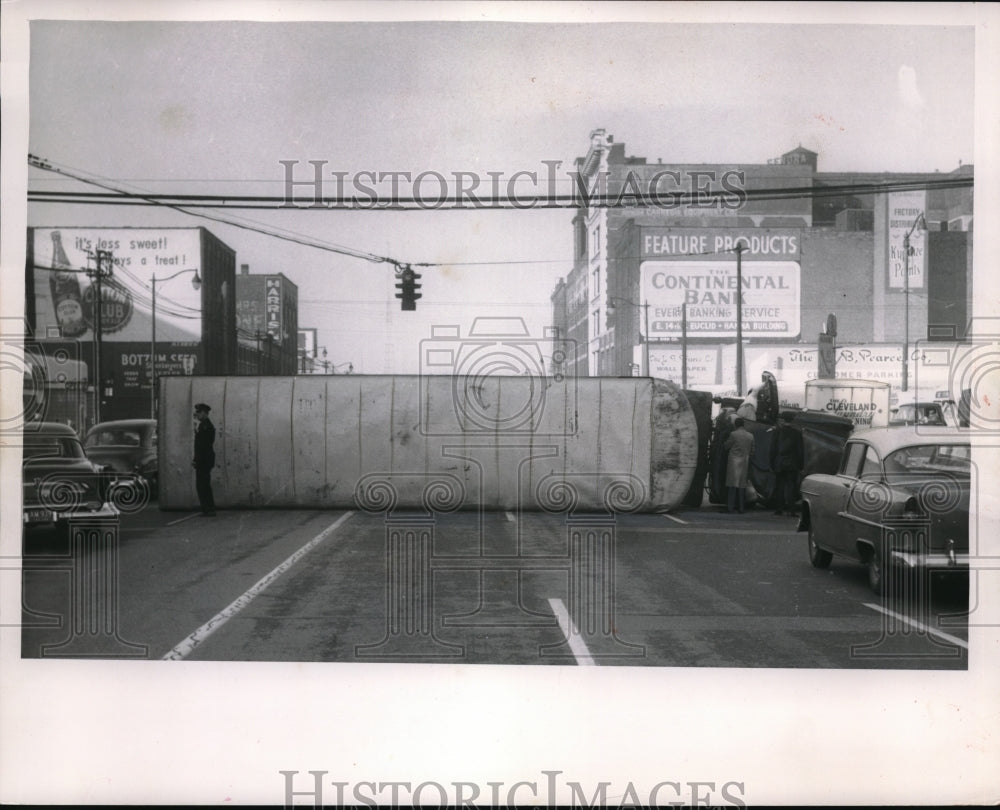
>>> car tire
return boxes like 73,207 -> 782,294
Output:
808,528 -> 833,569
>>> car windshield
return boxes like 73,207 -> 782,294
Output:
22,436 -> 86,461
892,404 -> 946,425
86,428 -> 142,447
883,443 -> 971,477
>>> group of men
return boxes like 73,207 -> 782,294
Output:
723,412 -> 804,515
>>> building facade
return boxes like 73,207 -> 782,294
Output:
551,130 -> 974,406
235,265 -> 300,375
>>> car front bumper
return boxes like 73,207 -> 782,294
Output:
23,502 -> 121,526
890,550 -> 970,570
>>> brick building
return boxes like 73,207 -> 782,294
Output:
550,130 -> 973,405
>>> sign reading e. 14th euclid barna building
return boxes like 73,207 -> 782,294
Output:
639,228 -> 801,339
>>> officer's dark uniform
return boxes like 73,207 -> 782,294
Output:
193,404 -> 216,516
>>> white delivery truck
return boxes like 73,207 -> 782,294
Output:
804,378 -> 891,429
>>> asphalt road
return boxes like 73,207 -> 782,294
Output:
20,501 -> 969,667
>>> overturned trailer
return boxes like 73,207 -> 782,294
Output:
159,375 -> 700,513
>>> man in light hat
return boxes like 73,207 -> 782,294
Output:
192,402 -> 216,516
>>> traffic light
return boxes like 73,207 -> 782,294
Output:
395,266 -> 422,311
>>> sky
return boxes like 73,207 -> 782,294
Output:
20,15 -> 977,373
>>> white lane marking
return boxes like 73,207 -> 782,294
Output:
162,511 -> 354,661
166,513 -> 200,526
505,511 -> 516,523
548,597 -> 595,666
863,602 -> 969,649
661,513 -> 689,525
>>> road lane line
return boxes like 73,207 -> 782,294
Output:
162,511 -> 354,661
166,513 -> 200,526
661,513 -> 689,525
547,597 -> 595,666
863,602 -> 969,649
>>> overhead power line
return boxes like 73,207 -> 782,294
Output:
27,175 -> 972,210
27,155 -> 407,270
26,154 -> 974,272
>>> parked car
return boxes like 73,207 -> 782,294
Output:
22,421 -> 120,539
84,418 -> 158,495
797,427 -> 970,593
888,400 -> 960,427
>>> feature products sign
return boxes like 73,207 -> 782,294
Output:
32,228 -> 203,342
640,260 -> 800,338
641,227 -> 801,262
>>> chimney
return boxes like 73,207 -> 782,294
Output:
241,264 -> 250,275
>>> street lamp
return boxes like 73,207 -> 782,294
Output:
606,295 -> 650,377
150,268 -> 201,418
901,212 -> 927,393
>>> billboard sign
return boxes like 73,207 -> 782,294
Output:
640,260 -> 800,338
887,190 -> 926,290
114,341 -> 203,391
32,228 -> 203,342
640,227 -> 801,262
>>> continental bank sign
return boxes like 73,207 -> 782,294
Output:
639,227 -> 801,339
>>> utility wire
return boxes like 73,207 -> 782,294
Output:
27,155 -> 407,270
27,155 -> 972,270
27,175 -> 972,208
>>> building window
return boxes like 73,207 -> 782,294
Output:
591,224 -> 601,257
592,267 -> 600,300
592,310 -> 600,339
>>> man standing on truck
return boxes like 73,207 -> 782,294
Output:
769,412 -> 804,515
192,402 -> 216,516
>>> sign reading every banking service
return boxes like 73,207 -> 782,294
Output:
640,260 -> 800,339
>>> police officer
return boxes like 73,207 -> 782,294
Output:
192,402 -> 216,516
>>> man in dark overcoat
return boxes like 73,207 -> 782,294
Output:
769,412 -> 804,515
192,402 -> 216,516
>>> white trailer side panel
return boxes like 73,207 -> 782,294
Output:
159,375 -> 698,512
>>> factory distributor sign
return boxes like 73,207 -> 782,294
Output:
887,190 -> 926,290
639,228 -> 801,339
